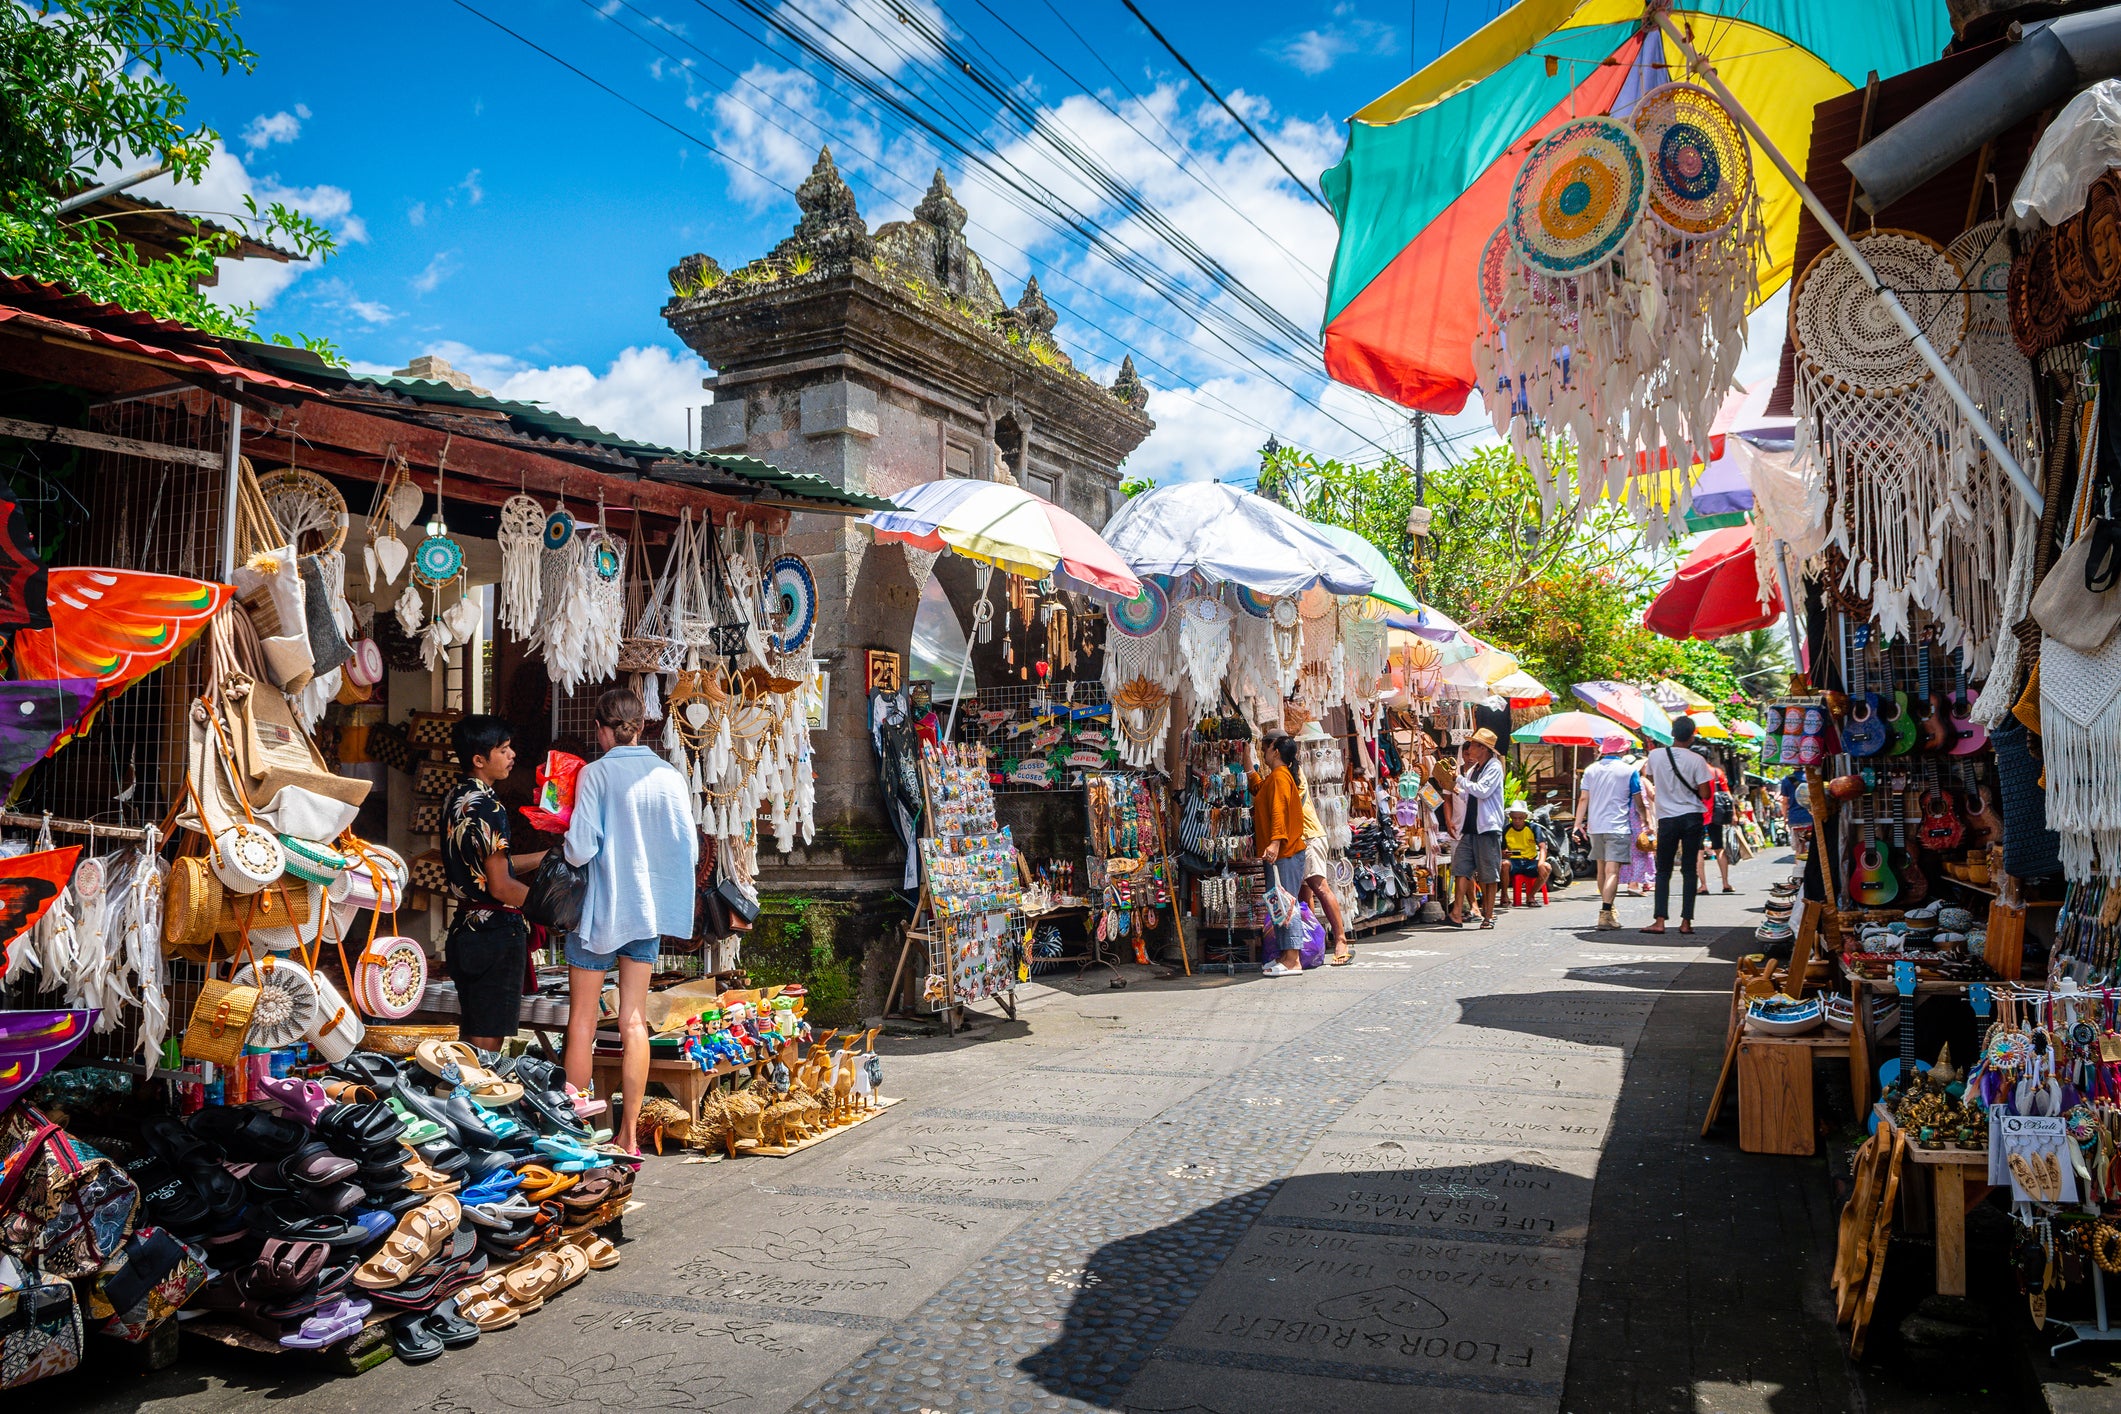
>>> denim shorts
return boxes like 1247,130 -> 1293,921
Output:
564,935 -> 659,971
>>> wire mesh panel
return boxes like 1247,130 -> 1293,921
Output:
946,680 -> 1111,794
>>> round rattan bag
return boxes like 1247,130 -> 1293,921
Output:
162,855 -> 222,962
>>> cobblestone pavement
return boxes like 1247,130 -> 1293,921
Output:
54,857 -> 1793,1414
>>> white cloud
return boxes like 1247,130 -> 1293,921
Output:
410,251 -> 458,295
117,140 -> 364,313
784,0 -> 944,80
359,342 -> 709,448
407,201 -> 426,227
1268,6 -> 1396,77
242,110 -> 304,151
309,278 -> 397,325
458,169 -> 484,205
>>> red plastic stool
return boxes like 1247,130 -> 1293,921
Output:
1510,872 -> 1548,906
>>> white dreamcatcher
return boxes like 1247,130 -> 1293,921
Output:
1175,594 -> 1232,706
1340,599 -> 1388,704
497,494 -> 546,637
1103,616 -> 1178,768
1297,588 -> 1345,715
1792,228 -> 1970,643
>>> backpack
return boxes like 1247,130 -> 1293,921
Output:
1712,787 -> 1736,828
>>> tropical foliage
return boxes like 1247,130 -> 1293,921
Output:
0,0 -> 336,347
1256,440 -> 1744,705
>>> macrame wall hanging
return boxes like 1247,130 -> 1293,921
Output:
1339,598 -> 1388,705
2038,425 -> 2121,881
1269,595 -> 1302,697
1478,89 -> 1760,548
1103,604 -> 1177,769
1792,228 -> 1969,644
1175,594 -> 1232,706
534,496 -> 626,692
496,493 -> 546,637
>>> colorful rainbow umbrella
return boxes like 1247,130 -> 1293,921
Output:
1321,2 -> 1953,411
862,480 -> 1141,602
1573,679 -> 1673,745
1489,669 -> 1553,709
1513,710 -> 1638,750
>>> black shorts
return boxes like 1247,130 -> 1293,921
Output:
448,911 -> 527,1040
1704,823 -> 1727,852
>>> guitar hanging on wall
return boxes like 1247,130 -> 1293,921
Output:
1844,621 -> 1887,758
1956,758 -> 2003,849
1917,760 -> 1964,851
1851,793 -> 1899,907
1915,629 -> 1953,754
1888,773 -> 1926,906
1881,637 -> 1917,757
1946,646 -> 1985,756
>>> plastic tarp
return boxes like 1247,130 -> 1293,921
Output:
2011,78 -> 2121,228
1100,482 -> 1375,598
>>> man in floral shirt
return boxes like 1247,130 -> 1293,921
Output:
442,716 -> 545,1050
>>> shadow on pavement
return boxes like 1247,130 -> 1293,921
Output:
1021,1161 -> 1592,1411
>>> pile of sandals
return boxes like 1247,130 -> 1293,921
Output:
123,1039 -> 637,1361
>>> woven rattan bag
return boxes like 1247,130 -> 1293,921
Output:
161,855 -> 221,962
180,973 -> 257,1067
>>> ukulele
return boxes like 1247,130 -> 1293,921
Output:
1851,793 -> 1900,906
1956,758 -> 2003,848
1875,959 -> 1930,1094
1917,760 -> 1964,851
1946,646 -> 1986,756
1914,630 -> 1953,754
1843,621 -> 1887,758
1881,638 -> 1917,756
1889,784 -> 1927,905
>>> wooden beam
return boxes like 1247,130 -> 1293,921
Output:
262,397 -> 783,529
0,412 -> 221,467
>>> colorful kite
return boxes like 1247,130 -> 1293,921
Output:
10,569 -> 232,743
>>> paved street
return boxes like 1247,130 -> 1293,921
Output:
55,853 -> 1881,1414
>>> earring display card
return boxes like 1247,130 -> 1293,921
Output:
918,740 -> 1026,1009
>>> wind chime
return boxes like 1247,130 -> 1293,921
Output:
1477,85 -> 1761,546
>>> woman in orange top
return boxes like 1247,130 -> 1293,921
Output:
1252,735 -> 1307,977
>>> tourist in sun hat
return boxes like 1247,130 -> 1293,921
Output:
1450,727 -> 1505,929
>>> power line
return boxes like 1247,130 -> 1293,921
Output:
1118,0 -> 1332,213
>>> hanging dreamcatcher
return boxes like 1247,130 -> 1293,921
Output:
410,446 -> 472,671
1340,598 -> 1388,704
1269,596 -> 1301,697
1175,594 -> 1231,705
1936,220 -> 2042,667
767,554 -> 817,654
497,494 -> 545,637
1108,578 -> 1168,638
1297,588 -> 1344,714
1792,228 -> 1970,644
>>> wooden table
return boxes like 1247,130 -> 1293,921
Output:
1736,1032 -> 1850,1155
1874,1107 -> 1992,1297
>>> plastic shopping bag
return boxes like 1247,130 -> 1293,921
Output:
519,751 -> 585,834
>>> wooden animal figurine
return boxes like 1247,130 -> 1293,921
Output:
636,1095 -> 691,1155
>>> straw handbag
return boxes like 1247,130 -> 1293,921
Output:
161,853 -> 222,962
180,968 -> 258,1067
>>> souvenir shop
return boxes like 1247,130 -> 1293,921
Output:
0,300 -> 893,1386
1693,53 -> 2121,1359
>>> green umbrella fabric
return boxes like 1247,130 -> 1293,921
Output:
1307,522 -> 1418,610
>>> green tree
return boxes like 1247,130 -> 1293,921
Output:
1716,627 -> 1792,708
0,0 -> 336,347
1257,440 -> 1719,695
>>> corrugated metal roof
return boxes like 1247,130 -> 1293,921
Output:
653,451 -> 895,512
1768,37 -> 2043,417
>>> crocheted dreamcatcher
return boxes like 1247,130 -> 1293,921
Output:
1109,579 -> 1169,638
1297,589 -> 1344,714
1792,228 -> 1969,643
1340,599 -> 1388,704
497,494 -> 545,637
1269,596 -> 1301,697
1176,594 -> 1231,705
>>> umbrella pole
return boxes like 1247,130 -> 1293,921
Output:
943,571 -> 991,741
1773,539 -> 1808,675
1655,12 -> 2045,520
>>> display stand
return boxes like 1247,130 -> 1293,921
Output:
885,741 -> 1025,1034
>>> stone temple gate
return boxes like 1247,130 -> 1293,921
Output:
662,147 -> 1155,896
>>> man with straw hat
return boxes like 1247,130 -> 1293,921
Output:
1449,728 -> 1505,929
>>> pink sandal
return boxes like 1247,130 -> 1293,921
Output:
256,1074 -> 334,1125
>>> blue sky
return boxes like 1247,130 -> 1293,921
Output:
145,1 -> 1515,476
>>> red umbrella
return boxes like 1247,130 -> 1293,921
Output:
1645,525 -> 1781,641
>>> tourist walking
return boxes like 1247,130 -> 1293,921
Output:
1643,716 -> 1715,935
1700,758 -> 1736,894
561,688 -> 698,1155
441,715 -> 547,1053
1572,738 -> 1639,930
1252,734 -> 1307,978
1449,728 -> 1505,929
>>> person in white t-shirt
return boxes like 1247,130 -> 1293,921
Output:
1642,716 -> 1714,935
1571,738 -> 1639,931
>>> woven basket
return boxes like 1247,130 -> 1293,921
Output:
406,710 -> 459,751
162,855 -> 223,960
358,1023 -> 457,1057
617,636 -> 684,674
214,881 -> 315,937
414,761 -> 456,801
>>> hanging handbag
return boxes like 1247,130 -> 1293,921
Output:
0,1260 -> 82,1390
87,1227 -> 208,1344
1990,721 -> 2064,880
0,1106 -> 139,1280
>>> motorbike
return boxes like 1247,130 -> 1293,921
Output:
1528,802 -> 1574,889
